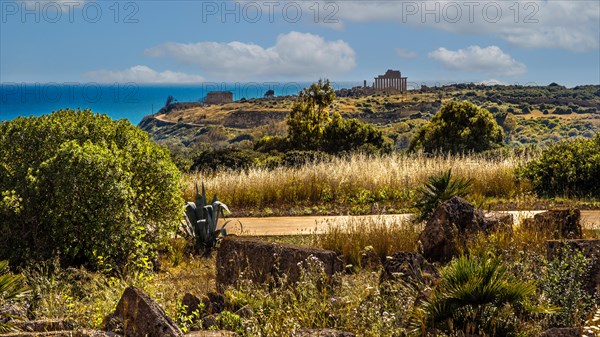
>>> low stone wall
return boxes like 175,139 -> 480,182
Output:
216,236 -> 343,292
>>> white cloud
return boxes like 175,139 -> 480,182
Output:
478,79 -> 509,86
428,45 -> 526,76
395,48 -> 417,58
328,1 -> 599,52
84,65 -> 205,84
145,31 -> 356,80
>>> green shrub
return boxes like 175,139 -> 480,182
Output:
253,135 -> 289,153
519,133 -> 600,198
409,101 -> 504,154
0,109 -> 182,273
322,113 -> 388,154
191,148 -> 264,171
541,246 -> 596,327
282,150 -> 331,168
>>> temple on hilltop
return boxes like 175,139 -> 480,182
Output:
373,69 -> 407,92
204,91 -> 233,104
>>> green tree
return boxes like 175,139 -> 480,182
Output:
322,112 -> 387,154
287,79 -> 335,150
519,133 -> 600,198
409,101 -> 504,153
0,109 -> 182,273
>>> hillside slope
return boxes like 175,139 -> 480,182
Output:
139,84 -> 600,151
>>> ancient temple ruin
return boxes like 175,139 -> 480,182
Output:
374,69 -> 407,92
204,91 -> 233,104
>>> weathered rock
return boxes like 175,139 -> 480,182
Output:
201,315 -> 218,330
418,196 -> 494,263
538,327 -> 583,337
523,209 -> 582,239
295,328 -> 355,337
380,252 -> 439,286
104,286 -> 182,337
216,237 -> 343,292
547,239 -> 600,296
181,293 -> 202,317
483,212 -> 514,233
185,331 -> 237,337
201,292 -> 225,315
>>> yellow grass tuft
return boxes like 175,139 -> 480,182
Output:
184,152 -> 528,212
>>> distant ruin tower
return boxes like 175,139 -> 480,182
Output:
204,91 -> 233,104
374,69 -> 407,92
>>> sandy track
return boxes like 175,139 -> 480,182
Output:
225,211 -> 600,236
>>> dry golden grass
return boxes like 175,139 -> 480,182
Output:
184,152 -> 528,212
312,215 -> 422,269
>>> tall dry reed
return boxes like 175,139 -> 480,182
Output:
184,153 -> 530,210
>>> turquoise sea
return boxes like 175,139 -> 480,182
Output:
0,81 -> 361,125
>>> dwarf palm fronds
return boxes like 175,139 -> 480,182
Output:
413,169 -> 473,221
415,255 -> 543,336
0,260 -> 29,333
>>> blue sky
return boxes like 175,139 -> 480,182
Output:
1,0 -> 599,87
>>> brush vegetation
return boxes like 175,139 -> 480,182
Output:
185,152 -> 526,216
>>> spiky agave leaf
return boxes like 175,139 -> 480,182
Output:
182,182 -> 238,254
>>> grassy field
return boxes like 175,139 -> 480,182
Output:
184,152 -> 531,216
16,215 -> 600,336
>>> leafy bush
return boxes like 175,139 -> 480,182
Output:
282,150 -> 331,168
409,101 -> 504,154
0,109 -> 182,273
519,133 -> 600,198
191,148 -> 265,171
322,113 -> 388,154
413,169 -> 473,221
541,246 -> 596,327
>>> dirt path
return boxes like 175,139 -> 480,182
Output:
226,210 -> 600,236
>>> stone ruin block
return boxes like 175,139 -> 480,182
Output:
216,236 -> 343,292
104,286 -> 182,337
418,196 -> 513,263
524,209 -> 582,239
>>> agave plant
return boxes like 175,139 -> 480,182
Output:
182,182 -> 237,255
413,169 -> 473,221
